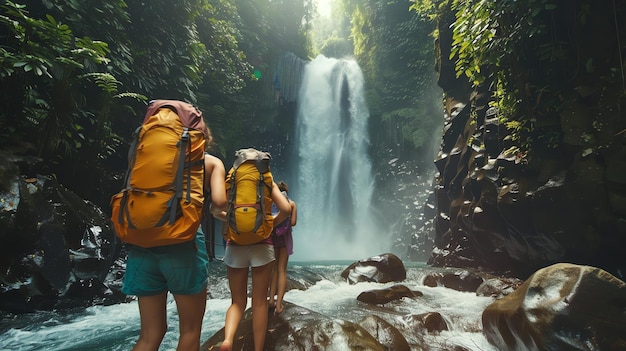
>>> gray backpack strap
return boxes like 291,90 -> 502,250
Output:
117,126 -> 141,227
170,128 -> 190,225
123,126 -> 142,188
254,172 -> 266,233
227,167 -> 240,235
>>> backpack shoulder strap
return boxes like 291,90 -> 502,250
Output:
201,153 -> 216,260
122,125 -> 142,189
226,166 -> 240,235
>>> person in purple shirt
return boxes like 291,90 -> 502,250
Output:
268,181 -> 298,314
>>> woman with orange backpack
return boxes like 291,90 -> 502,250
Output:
116,101 -> 227,351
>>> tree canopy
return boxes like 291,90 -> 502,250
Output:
0,0 -> 310,201
1,0 -> 454,204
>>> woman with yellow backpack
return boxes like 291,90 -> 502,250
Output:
214,148 -> 291,351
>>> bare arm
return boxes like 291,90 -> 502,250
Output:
271,182 -> 291,225
204,154 -> 227,221
289,200 -> 297,227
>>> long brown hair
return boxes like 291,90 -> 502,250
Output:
277,181 -> 288,194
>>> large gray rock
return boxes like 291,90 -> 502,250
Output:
482,263 -> 626,351
341,253 -> 407,284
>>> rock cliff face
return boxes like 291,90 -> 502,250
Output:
424,1 -> 626,279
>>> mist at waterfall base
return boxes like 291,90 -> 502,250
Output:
289,55 -> 386,262
0,262 -> 498,351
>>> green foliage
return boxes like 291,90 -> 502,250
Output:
449,0 -> 493,86
197,0 -> 253,99
0,2 -> 70,78
0,1 -> 115,155
319,36 -> 353,58
430,0 -> 581,159
448,0 -> 558,87
0,0 -> 313,200
309,0 -> 351,57
382,107 -> 439,149
425,0 -> 626,164
409,0 -> 437,15
347,0 -> 442,161
0,0 -> 151,202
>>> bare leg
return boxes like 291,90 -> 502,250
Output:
173,287 -> 207,351
268,250 -> 279,308
132,292 -> 168,351
275,247 -> 289,314
221,267 -> 249,351
251,262 -> 273,351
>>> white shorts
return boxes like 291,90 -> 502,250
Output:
224,244 -> 275,268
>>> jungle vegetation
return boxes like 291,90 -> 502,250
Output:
412,0 -> 626,163
4,0 -> 616,207
0,0 -> 443,205
0,0 -> 311,202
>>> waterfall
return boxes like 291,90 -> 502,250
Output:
291,55 -> 387,261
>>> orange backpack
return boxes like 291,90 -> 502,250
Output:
224,148 -> 274,245
110,100 -> 207,248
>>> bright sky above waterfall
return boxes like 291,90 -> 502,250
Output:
315,0 -> 331,17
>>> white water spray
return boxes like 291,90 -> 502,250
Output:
291,55 -> 386,261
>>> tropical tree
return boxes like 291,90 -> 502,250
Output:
0,1 -> 139,175
346,0 -> 442,164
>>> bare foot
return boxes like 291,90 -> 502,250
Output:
268,300 -> 276,309
275,303 -> 284,314
219,340 -> 232,351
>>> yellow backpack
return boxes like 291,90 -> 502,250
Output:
224,148 -> 274,245
110,100 -> 207,248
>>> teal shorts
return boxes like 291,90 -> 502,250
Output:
122,231 -> 209,296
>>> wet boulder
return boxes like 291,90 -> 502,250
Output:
482,263 -> 626,351
357,284 -> 422,305
202,301 -> 386,351
423,269 -> 484,292
476,277 -> 523,299
358,314 -> 412,351
286,267 -> 326,291
0,164 -> 125,313
341,253 -> 406,284
403,312 -> 448,333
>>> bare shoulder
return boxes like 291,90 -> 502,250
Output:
204,153 -> 221,164
204,154 -> 225,171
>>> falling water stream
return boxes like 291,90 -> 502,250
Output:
291,55 -> 387,261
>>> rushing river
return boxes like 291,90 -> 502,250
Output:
0,260 -> 498,351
